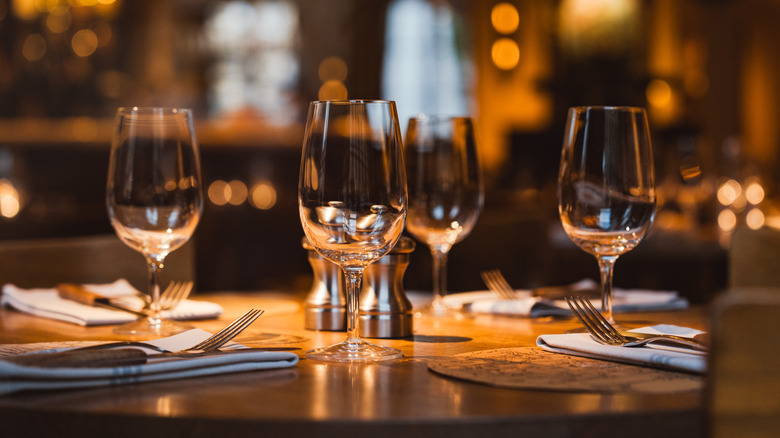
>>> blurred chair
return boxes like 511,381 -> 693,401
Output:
707,288 -> 780,438
0,234 -> 195,292
728,226 -> 780,289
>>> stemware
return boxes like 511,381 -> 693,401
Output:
298,100 -> 407,362
107,107 -> 203,336
404,115 -> 483,317
558,106 -> 656,323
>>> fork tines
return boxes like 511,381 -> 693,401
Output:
565,296 -> 625,344
187,309 -> 265,352
480,269 -> 517,300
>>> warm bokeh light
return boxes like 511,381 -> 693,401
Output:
646,79 -> 672,108
46,7 -> 71,33
22,33 -> 46,61
0,179 -> 20,219
745,181 -> 765,205
718,209 -> 737,232
72,28 -> 98,57
717,179 -> 741,206
491,3 -> 519,35
318,80 -> 347,100
318,57 -> 347,82
70,116 -> 99,142
208,180 -> 230,206
746,208 -> 765,230
250,181 -> 277,210
491,37 -> 520,70
12,0 -> 38,21
227,180 -> 247,206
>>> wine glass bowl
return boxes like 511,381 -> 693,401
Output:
107,107 -> 203,336
299,100 -> 406,362
558,106 -> 656,323
404,115 -> 483,317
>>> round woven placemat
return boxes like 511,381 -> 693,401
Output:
428,347 -> 703,393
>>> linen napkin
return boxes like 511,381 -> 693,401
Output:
444,279 -> 688,318
1,280 -> 223,326
0,328 -> 299,395
536,325 -> 707,374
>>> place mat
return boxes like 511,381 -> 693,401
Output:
428,347 -> 703,393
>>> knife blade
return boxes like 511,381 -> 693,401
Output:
56,283 -> 147,318
6,347 -> 301,368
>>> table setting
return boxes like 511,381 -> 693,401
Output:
0,102 -> 709,438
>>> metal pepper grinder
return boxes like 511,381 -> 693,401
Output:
302,236 -> 416,338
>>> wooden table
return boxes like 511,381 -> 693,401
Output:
0,292 -> 708,438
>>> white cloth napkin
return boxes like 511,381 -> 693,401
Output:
0,328 -> 299,395
0,280 -> 223,326
536,325 -> 706,374
444,280 -> 688,318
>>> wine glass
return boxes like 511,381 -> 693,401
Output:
404,115 -> 484,317
107,107 -> 203,336
298,100 -> 407,362
558,106 -> 656,323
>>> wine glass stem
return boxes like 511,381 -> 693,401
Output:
145,256 -> 164,325
343,267 -> 365,348
597,256 -> 617,323
431,248 -> 449,310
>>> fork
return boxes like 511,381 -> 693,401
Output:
8,309 -> 265,368
138,281 -> 194,311
480,269 -> 519,299
565,296 -> 708,352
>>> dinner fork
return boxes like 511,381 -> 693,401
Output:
138,281 -> 194,311
565,296 -> 708,352
480,269 -> 518,299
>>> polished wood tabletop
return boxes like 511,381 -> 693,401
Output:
0,291 -> 709,438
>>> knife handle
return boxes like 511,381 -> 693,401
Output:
57,284 -> 105,305
7,349 -> 148,368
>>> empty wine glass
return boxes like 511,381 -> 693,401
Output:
558,106 -> 656,323
404,115 -> 483,317
299,100 -> 407,362
107,107 -> 203,336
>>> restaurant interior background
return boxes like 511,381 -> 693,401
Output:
0,0 -> 777,304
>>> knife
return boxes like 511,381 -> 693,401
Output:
6,347 -> 301,368
56,284 -> 147,318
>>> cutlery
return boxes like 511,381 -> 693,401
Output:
481,269 -> 599,300
56,283 -> 147,317
565,296 -> 708,352
7,309 -> 265,368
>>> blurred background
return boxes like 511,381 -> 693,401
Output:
0,0 -> 778,303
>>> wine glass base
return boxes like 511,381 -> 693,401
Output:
113,317 -> 192,337
306,341 -> 402,362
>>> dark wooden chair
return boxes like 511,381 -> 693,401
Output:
728,226 -> 780,289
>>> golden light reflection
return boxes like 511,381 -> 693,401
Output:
13,0 -> 38,21
0,179 -> 20,219
718,209 -> 737,232
491,3 -> 519,35
491,37 -> 520,70
646,79 -> 672,108
208,180 -> 229,206
71,28 -> 98,57
70,116 -> 99,141
227,180 -> 247,205
22,33 -> 46,61
318,80 -> 347,100
745,181 -> 765,205
318,57 -> 347,82
250,181 -> 277,210
45,7 -> 71,33
717,179 -> 741,206
746,208 -> 765,230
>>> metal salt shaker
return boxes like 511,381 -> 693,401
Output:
302,236 -> 416,338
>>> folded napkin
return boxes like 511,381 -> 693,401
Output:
445,279 -> 688,318
1,280 -> 223,326
0,328 -> 299,395
536,325 -> 706,374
